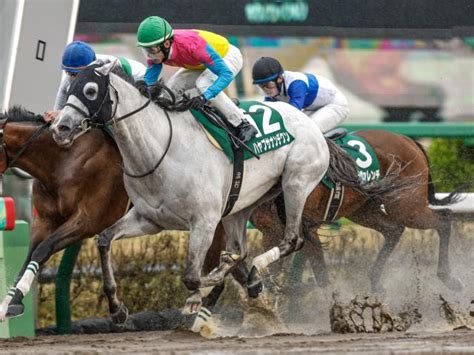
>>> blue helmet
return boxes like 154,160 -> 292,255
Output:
62,41 -> 96,73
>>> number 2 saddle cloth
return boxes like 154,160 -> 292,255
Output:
190,101 -> 294,162
190,102 -> 381,221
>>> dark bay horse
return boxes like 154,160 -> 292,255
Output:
251,130 -> 465,293
0,107 -> 225,323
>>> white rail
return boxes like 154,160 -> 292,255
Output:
431,193 -> 474,213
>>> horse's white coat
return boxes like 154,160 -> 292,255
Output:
52,61 -> 329,291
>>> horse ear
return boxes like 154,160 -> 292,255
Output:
95,59 -> 118,76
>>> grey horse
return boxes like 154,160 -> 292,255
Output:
49,60 -> 330,314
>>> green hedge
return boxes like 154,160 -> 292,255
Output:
427,138 -> 474,192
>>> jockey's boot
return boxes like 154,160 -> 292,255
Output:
237,120 -> 258,142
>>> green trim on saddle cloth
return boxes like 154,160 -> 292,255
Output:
190,101 -> 294,162
118,57 -> 132,77
322,133 -> 381,189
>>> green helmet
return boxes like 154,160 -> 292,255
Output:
137,16 -> 174,47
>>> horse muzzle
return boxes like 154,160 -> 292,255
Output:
50,115 -> 87,147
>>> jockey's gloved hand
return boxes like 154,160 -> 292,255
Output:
149,85 -> 162,100
188,95 -> 207,110
135,80 -> 149,97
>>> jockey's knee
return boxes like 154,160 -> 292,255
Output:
334,104 -> 349,124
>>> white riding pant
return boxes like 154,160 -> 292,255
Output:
305,91 -> 349,133
166,45 -> 245,127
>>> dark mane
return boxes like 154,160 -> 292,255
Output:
111,65 -> 137,87
1,106 -> 43,123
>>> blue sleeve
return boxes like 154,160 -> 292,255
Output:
201,44 -> 234,101
144,63 -> 163,86
287,80 -> 308,110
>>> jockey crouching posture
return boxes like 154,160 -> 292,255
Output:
252,57 -> 349,133
136,16 -> 258,142
44,41 -> 146,122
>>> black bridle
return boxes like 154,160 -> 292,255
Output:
62,70 -> 174,178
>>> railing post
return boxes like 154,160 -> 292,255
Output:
55,241 -> 82,335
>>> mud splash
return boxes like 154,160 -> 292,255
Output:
329,293 -> 422,333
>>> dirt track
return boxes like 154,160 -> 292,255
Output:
2,329 -> 474,354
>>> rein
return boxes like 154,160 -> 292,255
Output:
0,118 -> 50,168
123,107 -> 173,178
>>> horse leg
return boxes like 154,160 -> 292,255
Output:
96,207 -> 162,323
182,210 -> 222,292
194,210 -> 250,290
348,204 -> 405,292
96,207 -> 161,248
190,261 -> 251,335
247,182 -> 314,298
4,214 -> 86,319
184,222 -> 227,314
433,208 -> 462,290
386,200 -> 462,291
302,221 -> 330,287
0,217 -> 51,320
0,249 -> 35,320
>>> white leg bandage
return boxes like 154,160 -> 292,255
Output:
252,247 -> 280,273
16,261 -> 39,296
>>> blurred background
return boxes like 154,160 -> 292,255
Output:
2,0 -> 473,124
80,34 -> 474,124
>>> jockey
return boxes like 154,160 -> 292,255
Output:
252,57 -> 349,133
136,16 -> 258,142
44,41 -> 146,122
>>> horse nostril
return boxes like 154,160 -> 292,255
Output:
57,125 -> 71,133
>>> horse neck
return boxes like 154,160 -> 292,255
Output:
109,75 -> 190,166
4,123 -> 60,184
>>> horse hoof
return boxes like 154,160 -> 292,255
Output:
190,307 -> 212,332
111,303 -> 128,324
439,274 -> 464,292
247,266 -> 263,298
248,281 -> 263,299
6,303 -> 24,319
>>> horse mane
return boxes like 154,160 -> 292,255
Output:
1,106 -> 43,123
107,61 -> 187,111
111,65 -> 137,87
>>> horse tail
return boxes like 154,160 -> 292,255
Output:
412,140 -> 470,206
324,138 -> 419,201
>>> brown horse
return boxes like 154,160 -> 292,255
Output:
0,106 -> 226,323
250,129 -> 464,293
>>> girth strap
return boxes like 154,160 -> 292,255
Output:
222,144 -> 244,216
323,182 -> 345,222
